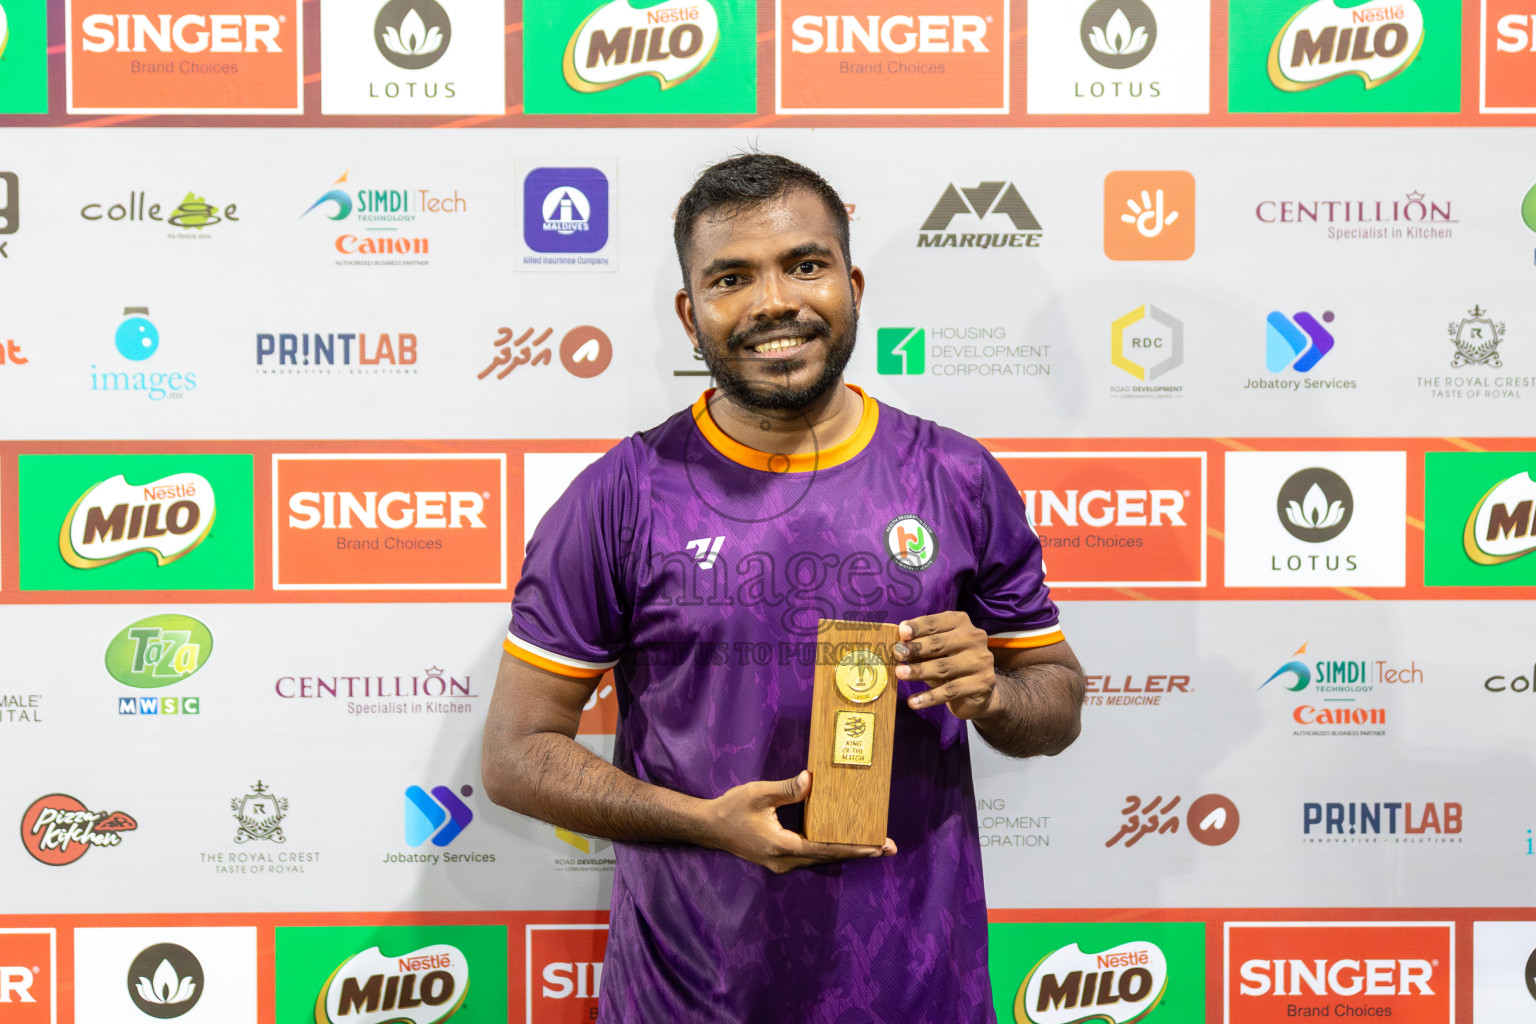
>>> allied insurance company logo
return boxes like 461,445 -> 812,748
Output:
0,929 -> 55,1024
1103,171 -> 1195,261
93,306 -> 199,401
1225,922 -> 1453,1023
271,453 -> 507,590
520,166 -> 615,270
777,0 -> 1008,115
19,794 -> 138,865
528,924 -> 606,1024
991,450 -> 1206,588
916,180 -> 1043,249
1485,0 -> 1536,112
66,1 -> 302,114
300,169 -> 468,265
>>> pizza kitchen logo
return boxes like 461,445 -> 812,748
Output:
1268,0 -> 1426,92
19,794 -> 138,866
1015,940 -> 1168,1024
315,944 -> 468,1024
60,472 -> 215,570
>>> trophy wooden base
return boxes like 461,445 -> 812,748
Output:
804,619 -> 902,847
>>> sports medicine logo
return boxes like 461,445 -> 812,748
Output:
916,181 -> 1042,249
1104,171 -> 1195,260
1484,2 -> 1536,111
528,924 -> 607,1024
0,930 -> 54,1024
777,1 -> 1008,114
405,785 -> 473,847
1109,305 -> 1183,388
519,165 -> 616,270
321,0 -> 503,114
67,1 -> 302,113
20,794 -> 138,865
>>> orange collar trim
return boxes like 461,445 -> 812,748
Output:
690,385 -> 880,473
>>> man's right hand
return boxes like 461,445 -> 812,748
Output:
701,770 -> 897,875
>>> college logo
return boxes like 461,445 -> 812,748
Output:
128,942 -> 203,1018
19,794 -> 137,866
518,166 -> 616,271
1226,922 -> 1452,1022
777,1 -> 1009,115
272,453 -> 506,590
80,190 -> 239,234
916,181 -> 1043,249
67,1 -> 302,113
1447,305 -> 1505,368
405,785 -> 473,847
991,923 -> 1205,1024
527,924 -> 606,1024
0,930 -> 54,1024
1104,171 -> 1195,260
1108,793 -> 1239,847
995,451 -> 1206,588
1425,453 -> 1536,584
525,0 -> 755,114
376,0 -> 449,69
0,3 -> 48,113
1083,0 -> 1156,68
1228,0 -> 1460,113
1110,305 -> 1183,382
231,780 -> 287,844
478,325 -> 613,380
884,514 -> 936,571
1485,3 -> 1536,111
105,613 -> 212,688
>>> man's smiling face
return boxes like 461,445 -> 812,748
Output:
678,188 -> 864,412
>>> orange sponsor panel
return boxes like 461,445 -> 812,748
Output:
1484,1 -> 1536,111
990,451 -> 1206,587
776,0 -> 1008,113
67,0 -> 302,113
527,924 -> 608,1024
1104,171 -> 1197,261
0,930 -> 54,1024
272,454 -> 506,590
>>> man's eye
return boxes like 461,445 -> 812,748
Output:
795,261 -> 819,274
716,274 -> 739,288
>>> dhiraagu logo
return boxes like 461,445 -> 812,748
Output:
105,615 -> 213,689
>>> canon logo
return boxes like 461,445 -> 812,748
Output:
1021,489 -> 1186,528
790,15 -> 989,53
80,13 -> 283,53
1238,958 -> 1433,997
287,491 -> 486,530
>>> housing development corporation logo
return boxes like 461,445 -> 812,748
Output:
19,794 -> 138,865
518,165 -> 616,270
916,181 -> 1043,249
1484,2 -> 1536,111
875,325 -> 1050,377
67,1 -> 302,114
321,0 -> 503,114
877,328 -> 925,375
1104,171 -> 1195,260
1425,452 -> 1536,585
991,923 -> 1205,1024
777,1 -> 1008,115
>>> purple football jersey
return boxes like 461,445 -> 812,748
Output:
506,386 -> 1063,1023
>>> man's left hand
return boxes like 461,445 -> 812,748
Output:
893,612 -> 996,720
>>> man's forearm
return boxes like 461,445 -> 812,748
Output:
973,663 -> 1084,758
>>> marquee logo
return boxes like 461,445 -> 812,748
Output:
1268,0 -> 1425,91
0,930 -> 54,1024
67,1 -> 302,114
20,794 -> 138,866
316,944 -> 468,1024
1485,2 -> 1536,111
916,181 -> 1043,249
1016,940 -> 1168,1023
527,924 -> 606,1024
60,472 -> 215,569
1464,471 -> 1536,565
105,614 -> 213,688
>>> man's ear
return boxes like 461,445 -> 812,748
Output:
849,265 -> 865,312
675,288 -> 701,349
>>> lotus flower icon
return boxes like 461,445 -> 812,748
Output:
1275,468 -> 1353,543
1080,0 -> 1157,70
1089,10 -> 1148,56
1286,483 -> 1346,531
382,8 -> 442,57
136,958 -> 197,1007
374,0 -> 451,70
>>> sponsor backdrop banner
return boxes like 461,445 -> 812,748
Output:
1,3 -> 1534,1022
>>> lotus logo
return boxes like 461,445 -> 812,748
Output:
317,944 -> 468,1024
1277,467 -> 1353,542
127,943 -> 203,1019
1016,940 -> 1169,1024
1080,0 -> 1157,70
1268,0 -> 1425,91
60,472 -> 216,569
564,0 -> 721,92
1465,471 -> 1536,565
375,0 -> 451,70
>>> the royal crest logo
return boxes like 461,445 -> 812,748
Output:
1448,304 -> 1506,368
60,472 -> 216,569
1268,0 -> 1426,91
1016,940 -> 1170,1023
19,794 -> 137,866
1464,471 -> 1536,565
884,514 -> 936,571
316,944 -> 469,1024
105,614 -> 213,689
231,781 -> 288,844
563,0 -> 720,92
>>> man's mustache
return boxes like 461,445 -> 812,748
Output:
726,316 -> 832,352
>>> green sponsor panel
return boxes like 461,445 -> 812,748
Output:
523,0 -> 757,114
1424,451 -> 1536,586
1227,0 -> 1461,113
18,453 -> 254,591
276,925 -> 508,1024
989,921 -> 1205,1024
104,614 -> 214,688
0,1 -> 50,114
877,328 -> 926,375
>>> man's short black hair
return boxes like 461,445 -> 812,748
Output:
673,153 -> 851,285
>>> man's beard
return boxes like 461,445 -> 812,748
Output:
696,310 -> 858,412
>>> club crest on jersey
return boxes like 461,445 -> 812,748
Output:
884,514 -> 936,571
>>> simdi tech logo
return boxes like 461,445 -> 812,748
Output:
0,929 -> 54,1024
0,2 -> 49,113
523,0 -> 756,114
777,0 -> 1008,115
320,0 -> 506,115
1227,0 -> 1461,113
1224,922 -> 1452,1023
1424,451 -> 1536,585
17,453 -> 254,592
275,925 -> 506,1024
1483,0 -> 1536,111
66,0 -> 302,114
300,169 -> 467,268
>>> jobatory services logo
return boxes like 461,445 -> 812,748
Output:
1226,922 -> 1453,1022
527,924 -> 606,1024
92,307 -> 198,401
992,451 -> 1206,588
518,164 -> 617,271
777,0 -> 1008,114
320,0 -> 505,114
916,181 -> 1043,249
1249,309 -> 1361,393
0,3 -> 48,113
478,324 -> 613,381
1107,793 -> 1240,847
1228,0 -> 1460,113
0,929 -> 54,1024
1254,189 -> 1456,242
1484,1 -> 1536,111
875,325 -> 1051,378
1424,452 -> 1536,585
18,453 -> 254,592
1104,171 -> 1195,260
66,0 -> 302,114
300,170 -> 467,267
1029,0 -> 1211,113
1109,305 -> 1183,396
275,925 -> 506,1024
255,330 -> 418,375
1223,452 -> 1407,587
271,453 -> 506,590
524,0 -> 755,114
79,189 -> 240,238
19,793 -> 137,865
404,785 -> 474,848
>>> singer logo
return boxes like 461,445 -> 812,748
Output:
526,924 -> 607,1024
0,930 -> 53,1024
991,451 -> 1206,588
272,453 -> 506,590
1484,1 -> 1536,111
67,1 -> 302,113
1225,922 -> 1452,1023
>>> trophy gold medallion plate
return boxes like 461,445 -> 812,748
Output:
804,619 -> 902,847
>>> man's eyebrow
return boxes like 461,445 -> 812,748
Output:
784,242 -> 835,262
696,242 -> 837,282
697,255 -> 752,281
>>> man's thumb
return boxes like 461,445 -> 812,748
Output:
772,770 -> 811,806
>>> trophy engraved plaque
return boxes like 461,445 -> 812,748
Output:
804,619 -> 901,846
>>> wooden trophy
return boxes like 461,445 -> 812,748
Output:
804,619 -> 902,847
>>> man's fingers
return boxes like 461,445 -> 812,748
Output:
768,771 -> 811,808
777,832 -> 892,863
899,612 -> 967,641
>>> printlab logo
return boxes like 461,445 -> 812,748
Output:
1082,0 -> 1157,68
1107,793 -> 1240,847
1303,800 -> 1461,841
478,325 -> 612,380
1104,171 -> 1195,260
232,781 -> 288,843
19,794 -> 137,866
1110,305 -> 1183,386
92,306 -> 198,401
1265,310 -> 1334,372
127,943 -> 203,1019
1448,305 -> 1506,368
877,328 -> 925,375
255,330 -> 418,374
916,181 -> 1043,249
1484,2 -> 1536,112
1277,468 -> 1352,542
375,0 -> 450,69
519,165 -> 616,271
405,785 -> 474,847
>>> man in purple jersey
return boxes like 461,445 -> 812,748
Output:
482,154 -> 1085,1023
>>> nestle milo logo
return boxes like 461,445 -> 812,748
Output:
60,472 -> 216,569
105,614 -> 213,688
